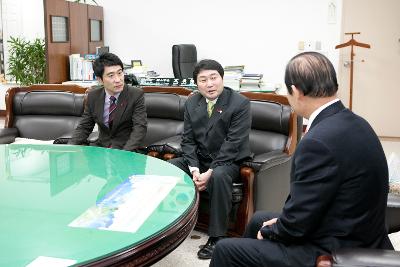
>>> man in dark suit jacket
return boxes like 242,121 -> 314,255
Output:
169,59 -> 251,259
211,52 -> 393,267
69,53 -> 147,151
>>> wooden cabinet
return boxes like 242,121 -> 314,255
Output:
44,0 -> 103,83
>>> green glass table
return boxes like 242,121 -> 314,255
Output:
0,144 -> 198,267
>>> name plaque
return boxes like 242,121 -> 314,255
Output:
139,77 -> 197,88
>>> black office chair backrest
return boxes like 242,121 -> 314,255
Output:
12,91 -> 85,140
172,44 -> 197,79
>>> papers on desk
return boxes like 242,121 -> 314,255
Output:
26,256 -> 76,267
69,175 -> 179,233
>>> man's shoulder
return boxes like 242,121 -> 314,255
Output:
185,91 -> 203,105
125,85 -> 143,94
223,87 -> 249,106
87,85 -> 104,95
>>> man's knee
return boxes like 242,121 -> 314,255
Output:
211,165 -> 239,184
167,157 -> 188,173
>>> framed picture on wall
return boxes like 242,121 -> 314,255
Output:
131,60 -> 142,67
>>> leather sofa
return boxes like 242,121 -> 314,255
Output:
0,84 -> 86,144
143,88 -> 301,236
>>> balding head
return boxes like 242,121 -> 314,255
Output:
285,52 -> 338,97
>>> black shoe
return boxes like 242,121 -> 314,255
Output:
197,236 -> 223,260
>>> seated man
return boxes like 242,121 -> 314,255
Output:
211,52 -> 393,267
69,53 -> 147,151
169,59 -> 252,259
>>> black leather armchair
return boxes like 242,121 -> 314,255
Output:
0,84 -> 87,144
144,89 -> 301,236
172,44 -> 197,79
142,91 -> 187,148
316,193 -> 400,266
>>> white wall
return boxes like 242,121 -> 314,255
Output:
2,0 -> 45,75
98,0 -> 342,86
0,0 -> 44,110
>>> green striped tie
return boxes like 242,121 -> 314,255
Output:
207,101 -> 214,117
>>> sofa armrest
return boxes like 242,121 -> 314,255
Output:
387,193 -> 400,234
0,128 -> 19,144
316,248 -> 400,267
242,150 -> 288,172
146,135 -> 183,155
251,155 -> 292,212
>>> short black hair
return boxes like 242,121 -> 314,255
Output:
93,52 -> 124,79
284,52 -> 338,97
193,59 -> 224,84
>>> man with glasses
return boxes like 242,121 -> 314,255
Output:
69,52 -> 147,151
169,59 -> 252,259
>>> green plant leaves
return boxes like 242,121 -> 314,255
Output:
7,36 -> 46,85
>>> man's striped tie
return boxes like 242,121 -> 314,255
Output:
108,96 -> 117,128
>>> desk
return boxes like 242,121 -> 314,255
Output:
0,144 -> 198,267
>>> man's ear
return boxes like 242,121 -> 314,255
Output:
96,76 -> 103,84
291,85 -> 304,99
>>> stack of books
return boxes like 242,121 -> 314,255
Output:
224,65 -> 245,80
239,74 -> 263,88
69,54 -> 95,81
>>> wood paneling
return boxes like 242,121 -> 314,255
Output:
88,5 -> 104,54
44,0 -> 103,83
69,2 -> 88,54
44,0 -> 70,84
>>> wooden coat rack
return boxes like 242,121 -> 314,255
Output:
335,32 -> 370,110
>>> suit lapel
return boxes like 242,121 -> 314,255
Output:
309,100 -> 346,131
206,88 -> 229,133
95,89 -> 107,127
194,96 -> 209,128
110,85 -> 129,132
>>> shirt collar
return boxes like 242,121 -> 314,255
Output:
306,98 -> 340,132
205,97 -> 218,104
105,91 -> 121,102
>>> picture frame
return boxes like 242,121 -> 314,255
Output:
131,60 -> 142,67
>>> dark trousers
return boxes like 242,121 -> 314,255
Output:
210,211 -> 320,267
169,157 -> 239,237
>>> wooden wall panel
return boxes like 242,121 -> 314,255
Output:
44,0 -> 103,83
88,5 -> 104,54
44,0 -> 70,84
69,2 -> 88,55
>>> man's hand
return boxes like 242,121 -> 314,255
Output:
257,218 -> 278,240
194,169 -> 213,191
192,170 -> 201,183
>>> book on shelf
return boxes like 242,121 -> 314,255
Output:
242,73 -> 263,79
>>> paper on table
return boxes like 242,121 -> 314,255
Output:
69,175 -> 179,233
26,256 -> 76,267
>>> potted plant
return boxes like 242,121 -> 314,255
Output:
7,36 -> 46,85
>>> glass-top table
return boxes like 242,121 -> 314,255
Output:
0,144 -> 198,267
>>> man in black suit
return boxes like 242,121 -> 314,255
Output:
69,53 -> 147,151
169,59 -> 251,259
211,52 -> 393,267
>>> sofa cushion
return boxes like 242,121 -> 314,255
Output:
11,91 -> 85,140
143,92 -> 187,147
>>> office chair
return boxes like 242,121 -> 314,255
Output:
172,44 -> 197,79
